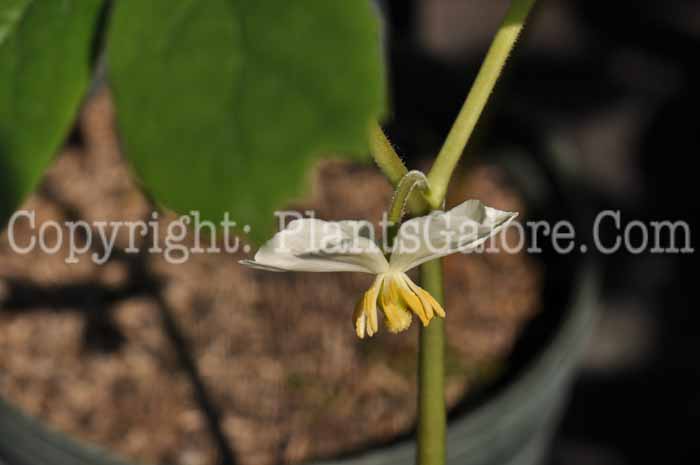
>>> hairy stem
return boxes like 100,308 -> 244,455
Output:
369,122 -> 428,213
388,170 -> 429,223
385,170 -> 430,246
369,4 -> 537,465
369,121 -> 407,185
425,0 -> 536,208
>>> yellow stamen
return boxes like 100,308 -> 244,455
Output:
365,277 -> 381,335
353,275 -> 382,338
391,276 -> 430,326
410,281 -> 434,320
416,287 -> 446,318
380,279 -> 412,333
403,274 -> 446,318
353,273 -> 444,338
353,299 -> 367,339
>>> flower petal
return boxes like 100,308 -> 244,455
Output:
389,199 -> 517,272
240,218 -> 389,273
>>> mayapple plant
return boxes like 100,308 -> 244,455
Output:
0,1 -> 536,464
243,0 -> 536,462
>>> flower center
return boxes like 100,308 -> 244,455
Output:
353,272 -> 445,338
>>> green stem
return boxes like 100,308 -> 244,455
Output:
388,171 -> 429,223
369,121 -> 408,185
386,170 -> 429,244
418,259 -> 446,465
425,0 -> 536,208
369,122 -> 429,214
369,4 -> 537,465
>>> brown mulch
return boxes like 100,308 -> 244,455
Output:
0,90 -> 542,465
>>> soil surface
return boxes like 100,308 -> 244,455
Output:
0,90 -> 542,465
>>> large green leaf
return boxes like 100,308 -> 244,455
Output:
107,0 -> 386,243
0,0 -> 102,228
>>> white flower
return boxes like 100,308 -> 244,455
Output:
240,200 -> 517,338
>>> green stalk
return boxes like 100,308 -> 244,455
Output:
425,0 -> 536,208
369,122 -> 428,214
388,171 -> 428,222
418,259 -> 446,465
384,170 -> 430,250
368,121 -> 407,185
369,3 -> 537,465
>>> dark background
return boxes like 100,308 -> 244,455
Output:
381,1 -> 699,464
